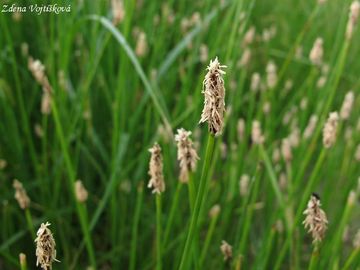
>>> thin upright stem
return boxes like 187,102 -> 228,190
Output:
178,134 -> 215,270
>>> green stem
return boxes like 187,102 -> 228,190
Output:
156,194 -> 162,270
50,99 -> 97,268
24,209 -> 35,240
164,182 -> 183,246
178,134 -> 215,270
199,211 -> 220,267
130,182 -> 144,270
342,248 -> 360,270
308,245 -> 320,270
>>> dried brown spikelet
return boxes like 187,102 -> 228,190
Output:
303,194 -> 328,243
35,222 -> 59,270
175,128 -> 200,183
251,120 -> 265,144
340,91 -> 355,120
238,48 -> 251,68
243,26 -> 256,47
13,179 -> 30,210
148,143 -> 165,194
323,112 -> 339,148
220,240 -> 232,261
309,38 -> 324,66
75,180 -> 88,203
199,57 -> 227,136
346,1 -> 360,40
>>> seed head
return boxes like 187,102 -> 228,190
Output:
353,229 -> 360,249
112,0 -> 125,25
237,118 -> 245,142
303,195 -> 328,244
251,120 -> 265,144
209,204 -> 221,218
135,31 -> 148,57
19,253 -> 27,268
220,240 -> 232,261
175,128 -> 199,183
13,179 -> 30,210
239,174 -> 250,197
346,1 -> 360,40
266,61 -> 277,88
340,91 -> 355,120
148,143 -> 165,194
309,38 -> 324,66
323,112 -> 339,148
35,222 -> 59,270
303,115 -> 318,139
75,180 -> 88,203
250,72 -> 261,92
281,138 -> 292,163
199,57 -> 227,136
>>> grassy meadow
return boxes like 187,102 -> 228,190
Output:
0,0 -> 360,269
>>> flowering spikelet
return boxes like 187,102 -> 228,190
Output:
199,57 -> 227,136
75,180 -> 88,203
111,0 -> 125,25
266,61 -> 277,88
28,57 -> 52,94
135,31 -> 148,57
309,38 -> 324,66
148,143 -> 165,194
243,26 -> 256,47
346,1 -> 360,40
239,174 -> 250,197
13,179 -> 30,210
209,204 -> 221,219
353,229 -> 360,249
220,240 -> 232,261
323,112 -> 339,148
252,120 -> 265,144
238,48 -> 251,68
19,253 -> 27,268
237,118 -> 245,141
250,72 -> 261,92
200,44 -> 209,63
303,194 -> 328,243
35,222 -> 59,270
340,91 -> 355,120
304,115 -> 318,139
281,138 -> 292,163
174,128 -> 199,183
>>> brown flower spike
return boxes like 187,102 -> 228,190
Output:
199,57 -> 227,136
303,194 -> 328,243
13,179 -> 30,210
148,142 -> 165,194
35,222 -> 59,270
175,128 -> 199,183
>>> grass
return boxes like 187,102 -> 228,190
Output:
0,0 -> 360,269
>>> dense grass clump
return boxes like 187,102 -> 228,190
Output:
0,0 -> 359,269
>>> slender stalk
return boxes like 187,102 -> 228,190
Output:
308,245 -> 320,270
156,194 -> 162,270
199,211 -> 220,267
24,209 -> 35,240
50,99 -> 97,268
342,248 -> 360,270
187,173 -> 196,212
178,134 -> 215,270
130,182 -> 144,270
164,182 -> 183,246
